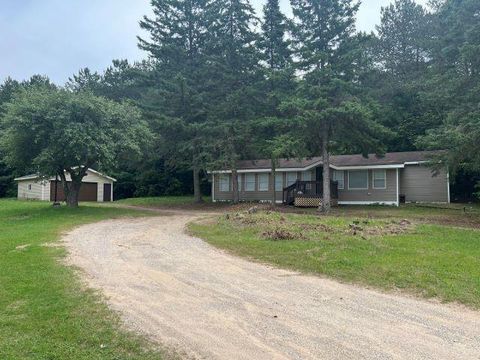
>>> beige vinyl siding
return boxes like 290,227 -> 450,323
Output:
337,169 -> 398,203
400,165 -> 449,203
17,181 -> 45,200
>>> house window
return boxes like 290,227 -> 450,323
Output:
348,170 -> 368,190
275,174 -> 283,191
302,171 -> 312,181
219,174 -> 231,192
245,174 -> 255,191
286,172 -> 297,186
258,173 -> 269,191
333,170 -> 345,189
373,169 -> 386,189
237,174 -> 242,191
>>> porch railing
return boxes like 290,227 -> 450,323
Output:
283,180 -> 339,205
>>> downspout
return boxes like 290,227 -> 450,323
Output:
446,167 -> 451,204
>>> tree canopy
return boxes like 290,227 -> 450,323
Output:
0,86 -> 150,206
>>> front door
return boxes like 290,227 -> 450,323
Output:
103,183 -> 112,202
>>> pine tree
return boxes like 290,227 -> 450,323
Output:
291,0 -> 359,73
205,0 -> 260,203
259,0 -> 291,71
206,0 -> 259,76
138,0 -> 210,203
375,0 -> 430,78
290,0 -> 386,212
418,0 -> 480,191
138,0 -> 208,72
254,0 -> 296,205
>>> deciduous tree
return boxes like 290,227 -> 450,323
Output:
0,86 -> 150,207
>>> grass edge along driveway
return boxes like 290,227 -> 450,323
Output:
0,199 -> 170,360
189,208 -> 480,310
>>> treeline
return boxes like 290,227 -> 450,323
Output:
0,0 -> 479,202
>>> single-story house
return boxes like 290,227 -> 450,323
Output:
210,151 -> 450,206
15,168 -> 116,202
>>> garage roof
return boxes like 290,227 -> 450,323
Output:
14,168 -> 116,182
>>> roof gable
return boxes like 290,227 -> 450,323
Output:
14,168 -> 116,182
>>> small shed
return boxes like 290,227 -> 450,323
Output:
14,168 -> 116,202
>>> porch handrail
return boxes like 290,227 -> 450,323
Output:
282,180 -> 339,205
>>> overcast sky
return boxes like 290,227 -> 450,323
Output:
0,0 -> 428,84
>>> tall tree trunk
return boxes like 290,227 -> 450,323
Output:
193,167 -> 203,203
232,169 -> 239,204
320,130 -> 331,213
65,180 -> 81,208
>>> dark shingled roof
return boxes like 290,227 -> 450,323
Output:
235,151 -> 441,170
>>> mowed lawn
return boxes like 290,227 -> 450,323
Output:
190,205 -> 480,309
0,199 -> 167,359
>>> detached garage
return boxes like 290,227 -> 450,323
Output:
15,168 -> 115,202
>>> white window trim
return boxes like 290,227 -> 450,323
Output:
245,173 -> 256,192
258,173 -> 269,192
348,170 -> 369,190
219,174 -> 231,192
333,170 -> 345,190
372,169 -> 387,190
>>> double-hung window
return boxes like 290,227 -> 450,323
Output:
333,170 -> 345,189
286,172 -> 297,186
258,173 -> 269,191
348,170 -> 368,190
302,171 -> 312,181
372,169 -> 386,189
219,174 -> 231,192
237,174 -> 242,191
245,174 -> 256,191
274,174 -> 283,191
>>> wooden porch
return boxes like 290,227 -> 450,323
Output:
282,181 -> 339,207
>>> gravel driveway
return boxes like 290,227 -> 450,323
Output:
64,213 -> 480,360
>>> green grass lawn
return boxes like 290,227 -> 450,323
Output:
294,203 -> 480,228
190,208 -> 480,309
0,199 -> 168,359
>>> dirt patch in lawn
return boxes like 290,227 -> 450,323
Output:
227,209 -> 416,242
